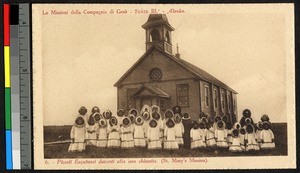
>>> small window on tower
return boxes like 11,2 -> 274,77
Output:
150,29 -> 160,42
166,31 -> 171,43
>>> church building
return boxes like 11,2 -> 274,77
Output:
114,14 -> 238,123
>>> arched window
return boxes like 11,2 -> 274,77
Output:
166,31 -> 171,43
150,29 -> 160,42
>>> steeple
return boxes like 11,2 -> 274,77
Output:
142,14 -> 175,54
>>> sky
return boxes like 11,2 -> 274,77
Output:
32,4 -> 294,125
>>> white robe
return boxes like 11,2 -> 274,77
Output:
157,119 -> 164,143
199,128 -> 207,148
256,129 -> 263,147
190,129 -> 205,149
85,124 -> 97,146
121,125 -> 134,148
215,129 -> 228,148
107,125 -> 120,148
134,124 -> 146,147
245,132 -> 260,151
143,120 -> 150,140
147,127 -> 162,150
68,125 -> 86,152
260,129 -> 275,149
97,127 -> 108,147
174,122 -> 184,146
229,136 -> 243,152
240,134 -> 246,150
164,127 -> 179,150
116,116 -> 124,128
206,127 -> 216,147
227,129 -> 233,146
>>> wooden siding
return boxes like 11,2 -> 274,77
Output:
117,79 -> 200,120
120,49 -> 196,85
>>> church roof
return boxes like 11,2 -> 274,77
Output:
114,46 -> 237,94
142,14 -> 175,31
132,85 -> 170,98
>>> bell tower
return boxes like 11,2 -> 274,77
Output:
142,14 -> 175,54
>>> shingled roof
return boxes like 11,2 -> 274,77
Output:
175,57 -> 237,94
142,14 -> 175,31
114,46 -> 237,94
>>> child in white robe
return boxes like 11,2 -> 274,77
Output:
239,127 -> 246,151
226,126 -> 233,146
174,114 -> 184,146
190,121 -> 201,149
117,109 -> 125,127
134,116 -> 146,147
68,116 -> 86,152
256,121 -> 263,148
96,118 -> 108,147
152,112 -> 164,144
86,116 -> 97,146
245,124 -> 260,151
206,122 -> 216,147
142,112 -> 151,140
198,122 -> 207,148
215,120 -> 228,148
222,116 -> 232,146
107,117 -> 120,148
164,118 -> 179,150
260,121 -> 275,149
93,113 -> 101,136
120,117 -> 134,148
147,119 -> 162,150
229,129 -> 243,152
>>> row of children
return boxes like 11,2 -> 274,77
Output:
193,109 -> 275,152
68,105 -> 275,153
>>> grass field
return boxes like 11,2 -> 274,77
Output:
44,123 -> 287,158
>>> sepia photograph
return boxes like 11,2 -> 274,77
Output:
32,4 -> 295,169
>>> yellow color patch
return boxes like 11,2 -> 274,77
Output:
4,46 -> 10,87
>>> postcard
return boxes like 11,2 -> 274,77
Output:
33,3 -> 295,169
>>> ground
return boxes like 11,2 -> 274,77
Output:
44,123 -> 287,158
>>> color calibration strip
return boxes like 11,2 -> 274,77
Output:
4,3 -> 13,170
4,3 -> 31,170
10,4 -> 21,169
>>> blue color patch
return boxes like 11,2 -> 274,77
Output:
6,130 -> 13,169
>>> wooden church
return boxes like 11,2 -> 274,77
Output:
114,14 -> 238,123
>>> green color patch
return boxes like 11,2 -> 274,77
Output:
5,88 -> 11,130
